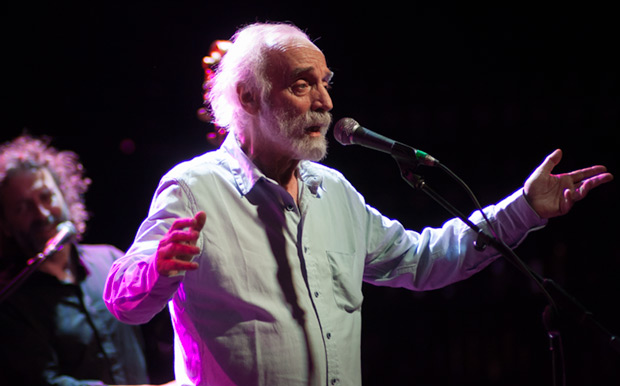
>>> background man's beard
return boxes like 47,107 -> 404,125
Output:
259,106 -> 332,161
8,216 -> 56,261
13,213 -> 70,261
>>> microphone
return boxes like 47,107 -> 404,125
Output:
333,117 -> 438,166
27,221 -> 78,265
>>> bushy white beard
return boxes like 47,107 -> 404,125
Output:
258,103 -> 332,161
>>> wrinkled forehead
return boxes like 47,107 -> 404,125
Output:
265,43 -> 333,84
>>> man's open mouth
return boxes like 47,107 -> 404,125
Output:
305,126 -> 322,134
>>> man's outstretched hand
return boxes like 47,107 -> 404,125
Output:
524,149 -> 613,219
156,211 -> 206,276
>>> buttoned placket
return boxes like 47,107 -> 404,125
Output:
297,178 -> 342,386
231,149 -> 346,385
266,179 -> 326,385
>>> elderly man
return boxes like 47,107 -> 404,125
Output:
104,22 -> 613,386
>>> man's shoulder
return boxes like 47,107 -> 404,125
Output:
77,243 -> 124,263
301,160 -> 355,188
301,160 -> 346,180
164,148 -> 229,180
300,160 -> 364,201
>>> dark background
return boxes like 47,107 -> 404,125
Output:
5,1 -> 619,385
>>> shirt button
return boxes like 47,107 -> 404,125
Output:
326,332 -> 332,339
285,204 -> 294,211
331,378 -> 339,385
314,291 -> 320,298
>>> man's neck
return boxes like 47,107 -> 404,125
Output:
38,244 -> 76,283
241,139 -> 300,204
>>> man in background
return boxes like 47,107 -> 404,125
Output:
0,134 -> 173,386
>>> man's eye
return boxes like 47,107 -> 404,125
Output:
291,81 -> 310,95
40,191 -> 53,203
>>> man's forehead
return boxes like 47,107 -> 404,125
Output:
0,168 -> 50,205
268,45 -> 332,80
7,167 -> 55,189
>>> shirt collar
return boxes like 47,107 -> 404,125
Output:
220,133 -> 324,197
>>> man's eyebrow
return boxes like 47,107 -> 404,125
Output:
291,66 -> 314,78
291,67 -> 334,82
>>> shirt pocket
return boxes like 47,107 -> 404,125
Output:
325,250 -> 364,313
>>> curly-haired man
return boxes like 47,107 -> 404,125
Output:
0,135 -> 155,385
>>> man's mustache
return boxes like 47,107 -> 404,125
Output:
305,111 -> 332,130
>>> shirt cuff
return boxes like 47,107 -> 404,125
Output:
492,188 -> 548,248
504,188 -> 547,227
146,254 -> 185,295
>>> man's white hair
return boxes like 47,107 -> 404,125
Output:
207,22 -> 318,138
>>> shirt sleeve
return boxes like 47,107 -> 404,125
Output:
362,189 -> 547,290
103,177 -> 198,325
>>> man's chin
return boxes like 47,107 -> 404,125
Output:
298,141 -> 328,162
23,228 -> 58,257
13,241 -> 45,261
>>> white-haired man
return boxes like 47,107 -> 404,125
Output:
104,22 -> 613,386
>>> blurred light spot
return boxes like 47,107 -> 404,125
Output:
120,138 -> 136,155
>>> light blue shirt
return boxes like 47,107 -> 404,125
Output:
104,134 -> 546,386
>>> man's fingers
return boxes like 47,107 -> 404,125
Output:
539,149 -> 562,175
169,211 -> 206,233
574,173 -> 613,199
157,258 -> 199,273
156,212 -> 206,275
568,165 -> 612,184
157,242 -> 200,261
192,211 -> 207,232
157,243 -> 200,276
170,217 -> 198,231
165,229 -> 200,244
156,241 -> 200,276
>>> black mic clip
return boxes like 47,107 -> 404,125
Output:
391,142 -> 428,191
474,228 -> 490,251
391,141 -> 439,168
391,142 -> 421,167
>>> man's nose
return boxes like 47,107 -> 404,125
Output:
312,84 -> 333,113
34,202 -> 54,223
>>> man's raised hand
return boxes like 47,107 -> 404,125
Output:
156,211 -> 206,276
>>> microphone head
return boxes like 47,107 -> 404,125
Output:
56,221 -> 77,237
333,117 -> 360,145
42,221 -> 78,256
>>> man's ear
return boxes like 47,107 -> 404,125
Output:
237,83 -> 260,115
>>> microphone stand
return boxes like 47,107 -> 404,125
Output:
390,146 -> 619,385
0,245 -> 67,303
